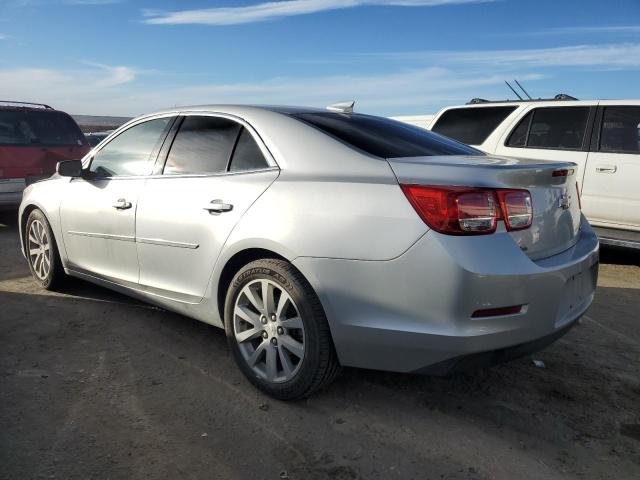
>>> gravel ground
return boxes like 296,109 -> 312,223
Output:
1,210 -> 638,480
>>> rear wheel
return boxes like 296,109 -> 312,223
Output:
224,259 -> 340,400
25,209 -> 66,290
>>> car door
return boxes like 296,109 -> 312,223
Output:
581,104 -> 640,229
494,104 -> 596,182
59,115 -> 174,284
136,114 -> 279,302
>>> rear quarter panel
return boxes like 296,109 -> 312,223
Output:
223,172 -> 427,261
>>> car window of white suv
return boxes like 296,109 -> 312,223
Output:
507,107 -> 589,151
431,106 -> 517,145
599,107 -> 640,154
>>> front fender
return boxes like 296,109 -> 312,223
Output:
18,178 -> 68,265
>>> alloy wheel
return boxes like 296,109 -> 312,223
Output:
27,219 -> 51,281
233,279 -> 305,383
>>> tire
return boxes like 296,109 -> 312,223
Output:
25,209 -> 66,290
224,258 -> 341,400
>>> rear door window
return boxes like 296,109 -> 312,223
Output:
292,113 -> 481,158
90,117 -> 172,177
164,116 -> 242,175
599,106 -> 640,153
229,127 -> 269,172
431,106 -> 516,145
507,107 -> 590,150
0,110 -> 85,146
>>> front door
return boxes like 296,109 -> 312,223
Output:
136,115 -> 278,302
60,177 -> 142,283
60,116 -> 174,284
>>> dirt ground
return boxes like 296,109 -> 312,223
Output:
1,210 -> 638,480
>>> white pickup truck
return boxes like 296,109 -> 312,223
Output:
409,97 -> 640,248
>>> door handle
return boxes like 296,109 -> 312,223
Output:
596,165 -> 617,173
204,199 -> 233,214
112,198 -> 132,210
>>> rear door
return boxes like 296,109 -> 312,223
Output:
136,114 -> 279,302
494,104 -> 596,182
582,104 -> 640,229
60,116 -> 174,284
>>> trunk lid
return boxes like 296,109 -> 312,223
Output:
388,155 -> 582,260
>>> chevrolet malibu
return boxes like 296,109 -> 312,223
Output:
19,104 -> 599,399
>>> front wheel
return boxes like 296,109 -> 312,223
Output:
25,209 -> 66,290
224,259 -> 340,400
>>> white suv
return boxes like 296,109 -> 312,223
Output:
426,98 -> 640,248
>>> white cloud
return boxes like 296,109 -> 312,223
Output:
76,61 -> 139,86
0,64 -> 542,116
365,43 -> 640,70
4,43 -> 638,116
143,0 -> 494,26
535,25 -> 640,36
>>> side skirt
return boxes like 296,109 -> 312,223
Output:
65,268 -> 223,328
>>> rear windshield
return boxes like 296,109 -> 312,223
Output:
292,112 -> 481,158
431,106 -> 517,145
0,110 -> 86,147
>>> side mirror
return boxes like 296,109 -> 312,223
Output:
57,160 -> 83,178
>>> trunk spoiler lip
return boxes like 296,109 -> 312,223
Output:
387,155 -> 577,171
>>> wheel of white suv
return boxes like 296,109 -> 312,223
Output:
25,209 -> 66,290
224,259 -> 340,400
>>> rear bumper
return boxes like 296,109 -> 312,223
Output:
294,215 -> 599,373
415,315 -> 579,375
0,179 -> 25,209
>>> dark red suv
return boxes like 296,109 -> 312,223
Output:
0,101 -> 90,210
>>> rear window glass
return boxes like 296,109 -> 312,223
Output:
0,110 -> 85,146
292,113 -> 481,158
431,106 -> 516,145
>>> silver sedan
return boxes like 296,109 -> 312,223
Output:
19,104 -> 599,399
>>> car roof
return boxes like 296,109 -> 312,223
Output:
144,104 -> 329,118
0,100 -> 57,112
91,104 -> 403,178
439,98 -> 640,110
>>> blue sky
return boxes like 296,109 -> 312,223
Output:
0,0 -> 639,116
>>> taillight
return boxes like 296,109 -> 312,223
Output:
575,182 -> 582,210
401,184 -> 532,235
496,190 -> 532,231
456,191 -> 498,233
